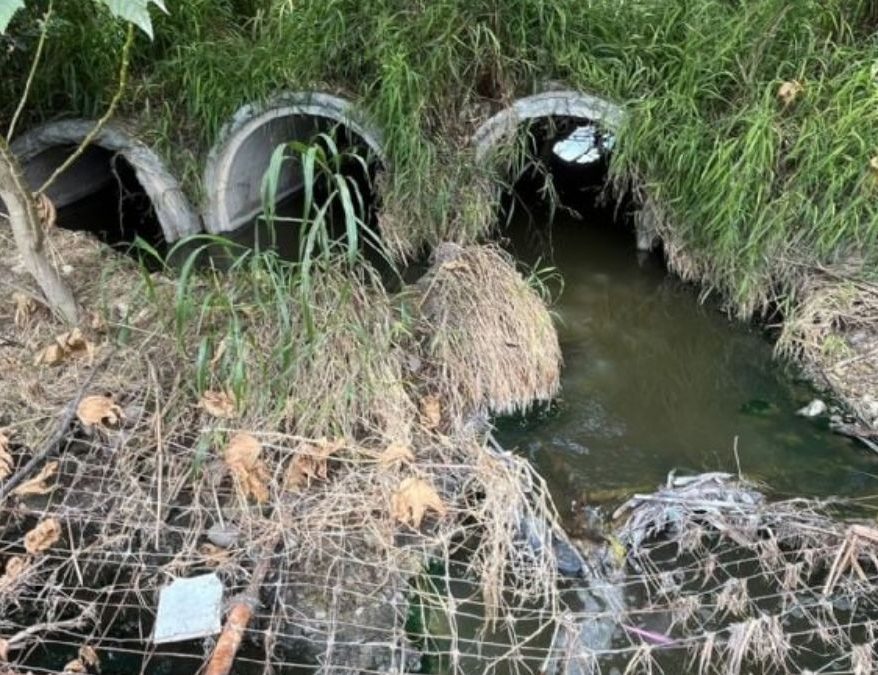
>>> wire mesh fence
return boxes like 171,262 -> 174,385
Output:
2,394 -> 877,675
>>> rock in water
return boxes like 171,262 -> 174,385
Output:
797,399 -> 827,418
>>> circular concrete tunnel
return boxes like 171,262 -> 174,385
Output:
473,89 -> 658,251
202,92 -> 385,255
472,90 -> 624,160
10,120 -> 200,248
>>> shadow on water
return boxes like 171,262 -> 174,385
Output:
494,120 -> 878,525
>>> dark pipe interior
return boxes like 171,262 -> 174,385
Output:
499,116 -> 630,244
44,145 -> 165,255
222,121 -> 381,264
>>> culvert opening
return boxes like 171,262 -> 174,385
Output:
25,144 -> 166,254
207,105 -> 384,266
499,115 -> 632,253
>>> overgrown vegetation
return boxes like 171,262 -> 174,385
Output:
3,0 -> 877,315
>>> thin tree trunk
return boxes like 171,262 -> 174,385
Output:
0,137 -> 79,325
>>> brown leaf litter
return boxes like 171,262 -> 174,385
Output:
284,437 -> 344,488
777,79 -> 804,106
11,461 -> 58,497
33,328 -> 94,366
76,394 -> 124,428
23,517 -> 61,555
0,557 -> 28,592
223,433 -> 270,503
391,476 -> 447,528
200,390 -> 238,419
419,395 -> 442,430
377,442 -> 415,467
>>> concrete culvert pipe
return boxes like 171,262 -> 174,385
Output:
472,90 -> 624,161
10,120 -> 200,246
472,90 -> 658,251
203,92 -> 385,238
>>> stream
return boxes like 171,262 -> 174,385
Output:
497,197 -> 878,527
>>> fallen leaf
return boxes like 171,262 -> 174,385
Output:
78,645 -> 99,669
391,477 -> 447,528
870,156 -> 878,178
224,433 -> 269,503
378,442 -> 414,466
24,517 -> 61,555
284,437 -> 344,488
12,292 -> 40,328
12,461 -> 58,497
420,395 -> 442,429
62,659 -> 87,673
34,328 -> 93,366
89,311 -> 108,333
77,394 -> 124,428
0,431 -> 12,481
0,556 -> 28,591
777,80 -> 804,106
199,390 -> 238,418
199,543 -> 231,567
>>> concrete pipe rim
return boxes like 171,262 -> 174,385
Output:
10,119 -> 200,243
202,91 -> 385,235
472,89 -> 625,162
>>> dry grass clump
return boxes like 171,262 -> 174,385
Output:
777,263 -> 878,428
416,242 -> 562,422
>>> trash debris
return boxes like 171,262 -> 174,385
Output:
153,574 -> 223,644
552,125 -> 602,164
797,398 -> 827,417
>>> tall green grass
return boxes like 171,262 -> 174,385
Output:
4,0 -> 877,314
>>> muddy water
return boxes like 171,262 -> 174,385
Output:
496,205 -> 878,521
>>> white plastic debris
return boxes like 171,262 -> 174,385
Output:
153,573 -> 224,644
797,399 -> 827,418
552,125 -> 602,164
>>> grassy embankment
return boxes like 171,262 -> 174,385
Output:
3,0 -> 877,316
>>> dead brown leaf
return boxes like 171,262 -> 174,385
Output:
0,432 -> 13,481
76,394 -> 124,428
79,646 -> 99,668
12,461 -> 58,497
420,395 -> 442,429
199,543 -> 231,567
285,437 -> 344,488
199,389 -> 238,418
62,659 -> 87,673
391,477 -> 447,528
34,328 -> 94,366
777,80 -> 804,106
224,433 -> 269,503
89,311 -> 108,333
0,556 -> 28,591
24,517 -> 61,555
12,292 -> 40,328
378,442 -> 415,467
